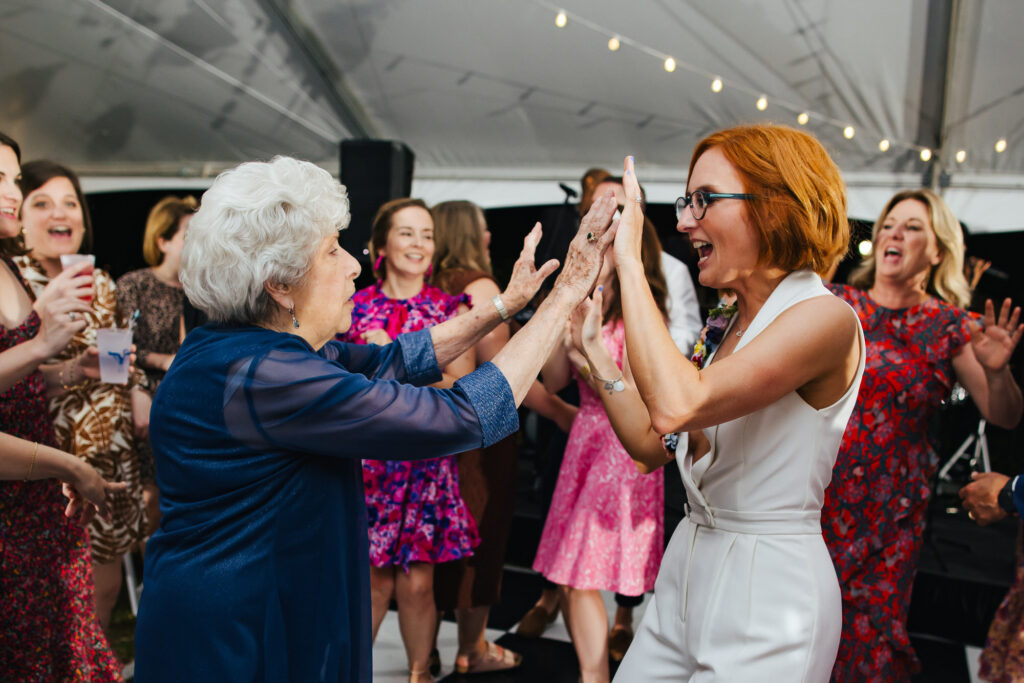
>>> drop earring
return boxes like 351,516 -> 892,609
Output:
289,307 -> 300,328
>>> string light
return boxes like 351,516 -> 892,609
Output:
858,240 -> 873,256
534,0 -> 1010,164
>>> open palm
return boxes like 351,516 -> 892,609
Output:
969,298 -> 1023,371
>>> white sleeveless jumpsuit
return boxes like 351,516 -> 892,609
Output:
615,269 -> 865,682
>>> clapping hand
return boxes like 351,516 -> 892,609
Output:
551,196 -> 618,306
968,298 -> 1023,372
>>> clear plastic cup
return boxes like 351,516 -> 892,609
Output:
96,328 -> 132,384
59,254 -> 95,302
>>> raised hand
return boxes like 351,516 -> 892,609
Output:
614,156 -> 645,266
968,298 -> 1024,372
33,260 -> 93,357
551,193 -> 617,305
500,223 -> 561,315
569,286 -> 605,357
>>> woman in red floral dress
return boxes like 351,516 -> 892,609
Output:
824,188 -> 1023,682
0,132 -> 121,681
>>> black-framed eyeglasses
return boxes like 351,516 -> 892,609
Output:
675,190 -> 758,221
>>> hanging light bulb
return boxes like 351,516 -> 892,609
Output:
920,148 -> 932,162
664,57 -> 676,72
843,126 -> 855,139
555,10 -> 567,28
858,240 -> 873,256
756,95 -> 768,111
955,149 -> 966,163
878,138 -> 890,152
711,77 -> 723,93
608,36 -> 620,51
996,138 -> 1008,153
797,112 -> 809,126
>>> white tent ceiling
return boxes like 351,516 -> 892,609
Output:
2,0 -> 1023,231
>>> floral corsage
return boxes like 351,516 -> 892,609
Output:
662,302 -> 738,454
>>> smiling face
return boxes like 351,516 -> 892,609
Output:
873,198 -> 942,290
0,145 -> 22,238
677,147 -> 761,289
380,206 -> 434,280
21,176 -> 86,264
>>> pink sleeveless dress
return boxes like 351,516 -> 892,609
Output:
532,319 -> 664,595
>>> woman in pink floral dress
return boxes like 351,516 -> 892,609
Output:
533,217 -> 668,683
339,198 -> 476,682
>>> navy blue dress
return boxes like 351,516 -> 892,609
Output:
133,325 -> 518,682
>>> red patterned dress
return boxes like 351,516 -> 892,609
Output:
0,257 -> 120,681
339,282 -> 479,570
824,284 -> 972,682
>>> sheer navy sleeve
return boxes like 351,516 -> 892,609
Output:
321,328 -> 442,386
224,333 -> 516,460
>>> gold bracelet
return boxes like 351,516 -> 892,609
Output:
24,442 -> 38,481
61,357 -> 81,391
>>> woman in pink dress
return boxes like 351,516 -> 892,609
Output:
339,198 -> 476,682
533,215 -> 668,683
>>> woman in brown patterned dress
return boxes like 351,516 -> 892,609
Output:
116,194 -> 195,534
431,200 -> 577,674
16,159 -> 148,632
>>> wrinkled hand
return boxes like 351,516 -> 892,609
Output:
959,471 -> 1011,526
613,156 -> 645,267
361,328 -> 392,346
130,386 -> 152,441
551,195 -> 617,305
63,470 -> 128,526
968,298 -> 1023,372
498,223 -> 561,316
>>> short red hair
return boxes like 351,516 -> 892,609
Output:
690,124 -> 849,275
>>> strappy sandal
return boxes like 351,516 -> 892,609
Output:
608,625 -> 634,662
454,641 -> 523,674
408,668 -> 433,683
515,603 -> 559,638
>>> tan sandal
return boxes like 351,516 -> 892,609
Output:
454,641 -> 523,674
608,625 -> 634,662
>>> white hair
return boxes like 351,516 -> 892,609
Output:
181,156 -> 350,324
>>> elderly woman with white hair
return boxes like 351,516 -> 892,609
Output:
132,156 -> 617,683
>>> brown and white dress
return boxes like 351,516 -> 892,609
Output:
16,255 -> 147,563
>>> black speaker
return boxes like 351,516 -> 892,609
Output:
339,140 -> 415,261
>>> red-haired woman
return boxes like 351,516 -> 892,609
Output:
572,125 -> 864,681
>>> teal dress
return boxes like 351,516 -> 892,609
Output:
134,325 -> 517,682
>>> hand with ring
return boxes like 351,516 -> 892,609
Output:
959,470 -> 1011,526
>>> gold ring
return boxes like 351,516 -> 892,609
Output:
586,231 -> 597,242
579,364 -> 591,379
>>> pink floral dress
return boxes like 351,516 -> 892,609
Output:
532,319 -> 664,595
340,282 -> 479,570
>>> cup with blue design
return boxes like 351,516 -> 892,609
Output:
96,327 -> 133,384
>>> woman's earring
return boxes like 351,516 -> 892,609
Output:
426,263 -> 433,279
374,254 -> 384,273
289,307 -> 300,328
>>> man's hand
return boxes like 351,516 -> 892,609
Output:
959,471 -> 1011,526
